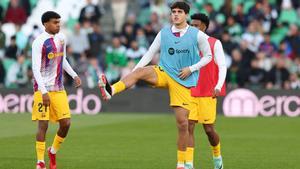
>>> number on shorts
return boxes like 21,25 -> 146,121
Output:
38,103 -> 48,112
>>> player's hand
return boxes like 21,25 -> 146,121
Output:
74,76 -> 82,88
178,67 -> 192,80
42,93 -> 50,107
212,88 -> 220,98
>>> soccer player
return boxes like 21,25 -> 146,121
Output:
32,11 -> 81,169
185,13 -> 226,169
98,1 -> 212,169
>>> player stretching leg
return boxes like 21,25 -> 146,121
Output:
32,11 -> 81,169
185,13 -> 227,169
98,2 -> 212,168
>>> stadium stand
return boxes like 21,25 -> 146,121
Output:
0,0 -> 300,90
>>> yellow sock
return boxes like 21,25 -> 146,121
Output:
112,81 -> 126,95
211,142 -> 221,157
36,141 -> 45,161
186,147 -> 194,163
177,150 -> 186,164
52,134 -> 65,153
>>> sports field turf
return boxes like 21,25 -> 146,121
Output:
0,113 -> 299,169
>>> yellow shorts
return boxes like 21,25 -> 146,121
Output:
153,66 -> 196,111
32,90 -> 71,122
189,97 -> 217,124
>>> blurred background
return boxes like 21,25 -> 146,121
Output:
0,0 -> 300,90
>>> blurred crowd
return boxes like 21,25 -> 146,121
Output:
0,0 -> 300,90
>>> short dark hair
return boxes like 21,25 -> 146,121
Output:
191,13 -> 210,29
170,1 -> 190,14
41,11 -> 61,24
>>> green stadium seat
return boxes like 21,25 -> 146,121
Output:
0,0 -> 9,9
207,0 -> 224,11
270,26 -> 289,45
278,9 -> 298,24
138,8 -> 151,26
2,58 -> 16,72
243,1 -> 255,14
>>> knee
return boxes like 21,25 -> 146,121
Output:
60,120 -> 71,130
177,118 -> 188,131
204,126 -> 215,136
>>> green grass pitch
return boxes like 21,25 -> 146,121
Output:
0,113 -> 299,169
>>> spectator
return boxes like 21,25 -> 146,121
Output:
150,0 -> 169,25
149,12 -> 163,33
121,13 -> 141,37
247,58 -> 266,89
289,73 -> 300,89
241,20 -> 264,53
289,57 -> 300,74
68,24 -> 90,60
126,40 -> 146,65
27,25 -> 43,46
144,22 -> 158,45
239,40 -> 256,69
256,51 -> 273,72
266,57 -> 290,89
88,24 -> 104,60
5,35 -> 18,60
4,0 -> 27,25
284,24 -> 300,59
247,0 -> 265,21
121,23 -> 136,48
275,40 -> 293,58
5,52 -> 29,88
259,33 -> 277,57
204,2 -> 218,21
15,24 -> 28,50
136,28 -> 149,48
21,0 -> 31,16
75,51 -> 89,88
0,22 -> 6,58
79,0 -> 102,24
261,2 -> 278,33
224,15 -> 243,43
111,0 -> 128,33
220,0 -> 233,17
234,3 -> 248,27
87,57 -> 102,88
105,36 -> 127,83
0,5 -> 3,22
220,30 -> 238,55
0,59 -> 5,86
227,48 -> 247,88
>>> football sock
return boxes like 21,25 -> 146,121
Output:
112,81 -> 126,95
51,134 -> 64,154
211,142 -> 221,157
177,150 -> 185,167
36,141 -> 45,162
185,147 -> 194,165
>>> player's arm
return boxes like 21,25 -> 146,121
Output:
179,31 -> 212,79
32,40 -> 50,106
213,40 -> 227,95
62,39 -> 81,88
190,31 -> 212,72
132,31 -> 161,71
32,40 -> 48,94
